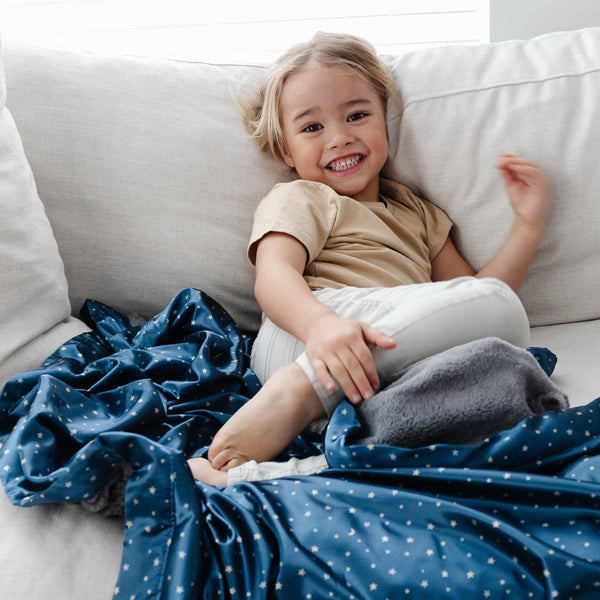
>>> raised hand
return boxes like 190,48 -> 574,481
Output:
464,153 -> 551,292
496,153 -> 550,234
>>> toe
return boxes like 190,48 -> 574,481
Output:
209,448 -> 233,471
210,448 -> 248,471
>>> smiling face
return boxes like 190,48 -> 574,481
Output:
279,61 -> 389,204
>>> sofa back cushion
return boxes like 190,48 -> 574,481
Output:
0,39 -> 88,388
4,45 -> 292,332
385,28 -> 600,326
4,28 -> 600,330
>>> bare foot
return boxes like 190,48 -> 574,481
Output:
208,362 -> 325,470
187,457 -> 228,486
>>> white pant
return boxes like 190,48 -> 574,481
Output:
250,277 -> 530,415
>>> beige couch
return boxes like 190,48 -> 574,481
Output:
1,27 -> 599,599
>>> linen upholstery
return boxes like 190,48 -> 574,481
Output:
384,28 -> 600,326
0,489 -> 122,600
3,44 -> 292,334
0,39 -> 87,389
4,30 -> 600,333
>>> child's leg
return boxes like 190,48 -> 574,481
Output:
292,276 -> 529,415
351,276 -> 530,391
209,276 -> 529,470
208,362 -> 326,471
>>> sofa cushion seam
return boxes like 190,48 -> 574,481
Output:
388,67 -> 600,125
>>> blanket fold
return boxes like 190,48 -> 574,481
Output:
2,288 -> 600,600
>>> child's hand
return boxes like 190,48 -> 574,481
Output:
496,154 -> 550,234
304,313 -> 396,404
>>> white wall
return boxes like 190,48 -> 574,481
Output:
0,1 -> 489,63
490,0 -> 600,41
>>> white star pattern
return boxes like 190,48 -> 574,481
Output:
3,298 -> 600,600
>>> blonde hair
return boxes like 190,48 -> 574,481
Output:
239,32 -> 398,163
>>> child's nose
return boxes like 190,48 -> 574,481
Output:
328,124 -> 355,148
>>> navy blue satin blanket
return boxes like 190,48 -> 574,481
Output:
2,288 -> 600,599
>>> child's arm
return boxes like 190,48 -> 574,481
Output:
254,232 -> 396,404
431,154 -> 549,291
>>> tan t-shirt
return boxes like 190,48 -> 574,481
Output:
248,178 -> 453,290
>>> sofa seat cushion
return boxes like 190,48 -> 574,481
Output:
0,487 -> 121,600
530,318 -> 600,407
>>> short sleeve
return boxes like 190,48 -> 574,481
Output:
247,180 -> 339,265
420,196 -> 453,261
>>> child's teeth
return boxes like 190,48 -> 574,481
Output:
329,156 -> 361,171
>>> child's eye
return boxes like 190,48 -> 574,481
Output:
348,112 -> 368,122
302,123 -> 322,133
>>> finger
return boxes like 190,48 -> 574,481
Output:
362,325 -> 396,349
326,356 -> 363,404
496,154 -> 536,168
333,347 -> 380,402
506,169 -> 548,195
498,158 -> 541,180
341,348 -> 378,400
312,359 -> 337,393
500,164 -> 541,189
209,449 -> 242,471
495,154 -> 517,169
503,162 -> 540,177
350,342 -> 381,392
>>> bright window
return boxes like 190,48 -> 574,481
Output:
0,0 -> 490,63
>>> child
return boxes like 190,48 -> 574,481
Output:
188,32 -> 549,486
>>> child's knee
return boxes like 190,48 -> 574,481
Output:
467,277 -> 530,347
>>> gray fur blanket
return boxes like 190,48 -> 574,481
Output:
354,337 -> 569,448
